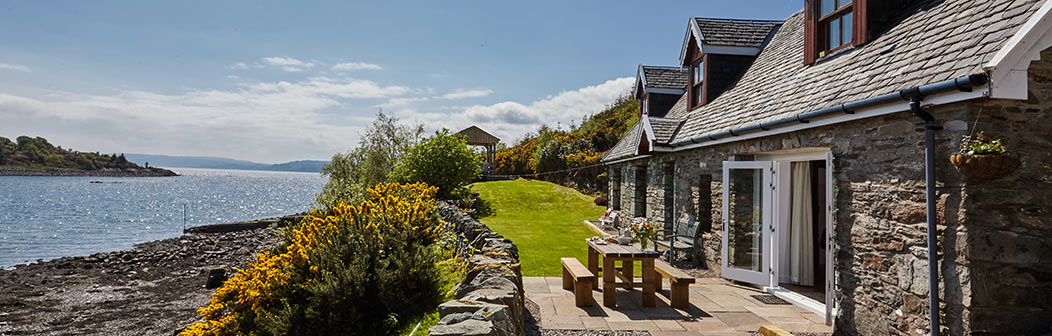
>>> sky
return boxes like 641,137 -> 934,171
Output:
0,1 -> 802,163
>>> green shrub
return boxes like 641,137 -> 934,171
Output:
43,153 -> 64,167
960,131 -> 1009,155
75,154 -> 97,170
390,129 -> 482,200
259,225 -> 443,335
317,112 -> 423,209
183,183 -> 454,336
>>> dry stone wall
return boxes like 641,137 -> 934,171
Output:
429,203 -> 525,336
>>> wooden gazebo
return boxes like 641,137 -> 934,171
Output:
456,126 -> 500,170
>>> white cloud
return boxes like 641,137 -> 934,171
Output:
261,56 -> 313,67
0,69 -> 630,162
0,63 -> 31,73
331,62 -> 383,71
261,57 -> 316,72
378,88 -> 494,108
381,97 -> 430,108
394,77 -> 634,143
438,89 -> 493,100
0,76 -> 410,163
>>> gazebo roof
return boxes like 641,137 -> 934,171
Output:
456,126 -> 500,146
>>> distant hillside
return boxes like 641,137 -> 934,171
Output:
125,154 -> 328,173
493,95 -> 638,191
265,160 -> 329,172
0,136 -> 177,176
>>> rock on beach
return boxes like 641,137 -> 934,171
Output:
0,226 -> 278,335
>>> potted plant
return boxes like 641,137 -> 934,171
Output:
631,218 -> 659,251
949,131 -> 1020,180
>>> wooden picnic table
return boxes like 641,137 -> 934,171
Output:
586,240 -> 662,307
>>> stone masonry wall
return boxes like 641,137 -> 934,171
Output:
959,49 -> 1052,335
608,161 -> 679,231
607,101 -> 1010,335
429,203 -> 525,336
612,163 -> 645,226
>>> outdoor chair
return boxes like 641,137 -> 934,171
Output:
655,217 -> 699,264
599,209 -> 620,229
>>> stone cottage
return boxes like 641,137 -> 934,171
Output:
603,0 -> 1052,334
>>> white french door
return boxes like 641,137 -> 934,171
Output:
753,151 -> 836,326
721,161 -> 773,287
823,151 -> 834,325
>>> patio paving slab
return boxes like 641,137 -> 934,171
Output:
526,276 -> 832,334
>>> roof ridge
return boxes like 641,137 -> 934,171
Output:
641,65 -> 687,70
694,17 -> 783,24
648,116 -> 684,121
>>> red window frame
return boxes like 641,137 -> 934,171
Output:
805,0 -> 867,64
819,0 -> 853,55
641,94 -> 649,115
689,59 -> 704,108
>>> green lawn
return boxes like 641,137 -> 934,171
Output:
471,179 -> 606,277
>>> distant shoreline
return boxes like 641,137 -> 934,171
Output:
0,167 -> 178,177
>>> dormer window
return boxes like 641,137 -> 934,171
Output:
820,0 -> 854,54
635,65 -> 688,117
805,0 -> 867,64
641,95 -> 649,115
689,60 -> 704,108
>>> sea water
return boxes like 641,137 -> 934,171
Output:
0,168 -> 325,267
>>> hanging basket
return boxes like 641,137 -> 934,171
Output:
949,154 -> 1021,180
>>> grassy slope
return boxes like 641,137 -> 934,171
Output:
471,179 -> 605,277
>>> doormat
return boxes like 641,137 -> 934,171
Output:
751,294 -> 791,305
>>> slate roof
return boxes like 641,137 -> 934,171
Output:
650,117 -> 684,143
603,116 -> 687,161
696,18 -> 782,48
669,0 -> 1043,143
604,99 -> 689,162
667,92 -> 689,117
641,66 -> 689,90
605,0 -> 1045,162
603,122 -> 642,162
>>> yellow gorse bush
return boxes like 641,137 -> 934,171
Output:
181,182 -> 440,336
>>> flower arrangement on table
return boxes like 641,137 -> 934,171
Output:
631,218 -> 659,251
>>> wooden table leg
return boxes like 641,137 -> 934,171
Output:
603,256 -> 616,307
588,246 -> 599,289
623,258 -> 635,290
642,258 -> 655,307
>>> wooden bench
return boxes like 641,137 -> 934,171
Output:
561,257 -> 595,307
654,260 -> 695,309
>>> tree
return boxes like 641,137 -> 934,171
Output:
389,129 -> 481,199
117,153 -> 130,168
317,112 -> 424,209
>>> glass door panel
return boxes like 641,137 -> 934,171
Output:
722,161 -> 773,286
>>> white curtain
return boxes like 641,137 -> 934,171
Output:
790,162 -> 814,286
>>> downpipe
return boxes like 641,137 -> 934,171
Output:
908,95 -> 941,336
